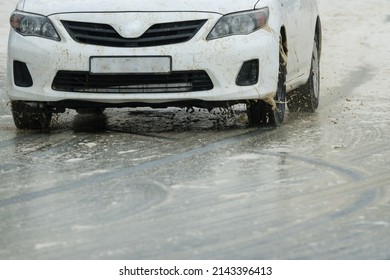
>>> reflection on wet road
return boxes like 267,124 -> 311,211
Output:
1,0 -> 390,259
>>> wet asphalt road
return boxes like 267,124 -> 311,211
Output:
1,0 -> 390,259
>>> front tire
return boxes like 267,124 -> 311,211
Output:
11,101 -> 52,129
247,57 -> 286,127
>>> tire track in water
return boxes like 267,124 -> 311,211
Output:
320,66 -> 374,108
195,174 -> 386,259
260,151 -> 366,181
0,126 -> 368,208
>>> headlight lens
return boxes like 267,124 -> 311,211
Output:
10,12 -> 60,41
207,8 -> 269,40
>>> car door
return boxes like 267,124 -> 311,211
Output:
280,0 -> 315,83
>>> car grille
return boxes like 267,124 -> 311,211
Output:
61,20 -> 207,47
52,71 -> 214,93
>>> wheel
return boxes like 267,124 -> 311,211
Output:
76,108 -> 105,115
247,56 -> 286,127
287,37 -> 320,112
11,101 -> 52,129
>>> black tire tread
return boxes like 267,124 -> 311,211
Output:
11,101 -> 52,129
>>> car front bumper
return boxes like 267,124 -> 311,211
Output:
7,12 -> 279,107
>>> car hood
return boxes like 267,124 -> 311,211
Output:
19,0 -> 260,16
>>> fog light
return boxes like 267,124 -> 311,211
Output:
236,59 -> 259,86
13,61 -> 33,87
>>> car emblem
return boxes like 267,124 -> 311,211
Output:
115,20 -> 148,38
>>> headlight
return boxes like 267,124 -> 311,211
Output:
10,12 -> 60,41
207,7 -> 269,40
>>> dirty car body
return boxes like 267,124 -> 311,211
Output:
7,0 -> 321,129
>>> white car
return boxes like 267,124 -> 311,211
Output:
7,0 -> 321,129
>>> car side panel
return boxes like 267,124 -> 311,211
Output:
280,0 -> 318,88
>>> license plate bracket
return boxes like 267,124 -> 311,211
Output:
89,56 -> 172,74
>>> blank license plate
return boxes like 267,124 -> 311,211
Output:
90,56 -> 172,74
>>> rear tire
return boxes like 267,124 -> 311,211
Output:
11,101 -> 52,129
287,37 -> 320,112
